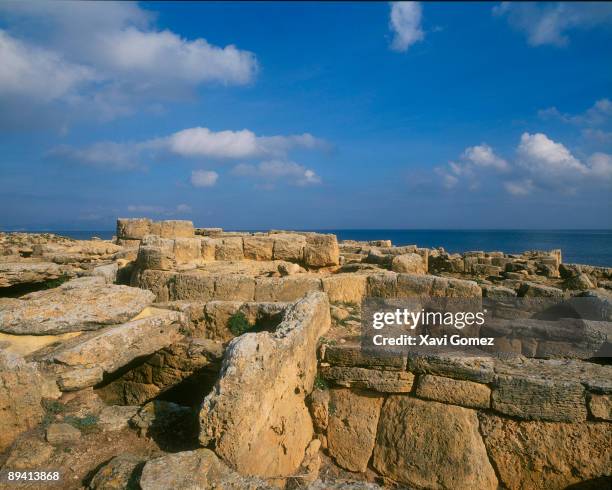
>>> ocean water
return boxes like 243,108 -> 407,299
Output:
17,229 -> 612,267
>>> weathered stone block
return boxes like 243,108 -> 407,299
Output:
272,234 -> 305,262
303,234 -> 339,267
321,274 -> 367,304
158,220 -> 194,238
373,396 -> 497,490
321,365 -> 414,393
415,374 -> 491,409
254,275 -> 322,302
327,388 -> 384,473
117,218 -> 151,240
213,275 -> 255,301
243,236 -> 274,261
214,237 -> 244,261
479,413 -> 612,490
589,393 -> 612,421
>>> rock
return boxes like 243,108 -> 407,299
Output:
308,388 -> 330,432
303,234 -> 340,267
321,274 -> 368,304
117,218 -> 153,240
89,453 -> 145,490
407,352 -> 496,383
244,236 -> 274,261
415,374 -> 491,409
564,273 -> 595,290
158,220 -> 194,238
98,405 -> 140,431
589,394 -> 611,421
130,400 -> 192,438
199,292 -> 330,478
254,275 -> 322,302
272,234 -> 306,262
327,388 -> 384,472
0,261 -> 66,288
4,438 -> 54,470
0,350 -> 44,452
278,262 -> 303,276
320,366 -> 414,393
482,284 -> 517,299
479,413 -> 612,490
330,305 -> 350,322
391,253 -> 426,274
46,422 -> 81,444
214,237 -> 244,261
491,374 -> 587,422
139,449 -> 273,490
91,263 -> 118,284
0,279 -> 155,335
322,342 -> 407,370
372,396 -> 498,490
296,438 -> 322,485
38,309 -> 184,390
518,282 -> 564,299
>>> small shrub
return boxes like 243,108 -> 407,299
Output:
64,414 -> 99,434
313,374 -> 329,390
228,311 -> 251,336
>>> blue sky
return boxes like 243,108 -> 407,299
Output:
1,1 -> 611,230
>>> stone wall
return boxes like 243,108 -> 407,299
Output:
313,343 -> 612,489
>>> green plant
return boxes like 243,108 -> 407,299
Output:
228,311 -> 252,336
313,374 -> 329,390
42,274 -> 70,290
64,414 -> 99,434
328,400 -> 337,416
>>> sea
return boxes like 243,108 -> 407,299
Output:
14,229 -> 611,268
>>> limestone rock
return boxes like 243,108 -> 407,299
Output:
254,275 -> 322,302
244,236 -> 274,261
38,309 -> 184,390
320,366 -> 414,393
46,422 -> 81,444
322,274 -> 368,304
391,253 -> 426,274
308,388 -> 330,432
117,218 -> 153,240
278,262 -> 303,276
4,438 -> 54,470
0,350 -> 44,452
518,281 -> 564,299
415,374 -> 491,409
89,453 -> 145,490
98,405 -> 140,431
327,388 -> 384,472
272,234 -> 306,262
372,396 -> 497,490
303,234 -> 340,267
199,292 -> 330,478
589,394 -> 612,421
564,273 -> 595,290
479,413 -> 612,490
139,449 -> 273,490
0,279 -> 155,335
0,261 -> 67,288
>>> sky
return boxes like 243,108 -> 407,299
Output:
0,1 -> 611,230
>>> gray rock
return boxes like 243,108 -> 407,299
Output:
46,423 -> 81,444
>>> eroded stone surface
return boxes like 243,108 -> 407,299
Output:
415,374 -> 491,409
372,396 -> 498,490
199,292 -> 330,478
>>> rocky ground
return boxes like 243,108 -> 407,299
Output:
0,220 -> 610,489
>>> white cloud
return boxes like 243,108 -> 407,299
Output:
0,30 -> 95,101
191,170 -> 219,188
389,2 -> 424,52
0,2 -> 257,126
50,126 -> 328,170
538,98 -> 612,126
166,127 -> 327,159
504,179 -> 534,196
232,160 -> 321,187
462,144 -> 508,170
587,153 -> 612,179
516,132 -> 588,177
493,2 -> 612,47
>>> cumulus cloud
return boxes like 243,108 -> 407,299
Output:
462,144 -> 508,170
167,127 -> 327,159
538,98 -> 612,127
191,170 -> 219,188
232,160 -> 322,187
493,2 -> 612,47
0,2 -> 257,126
0,30 -> 95,102
389,2 -> 424,52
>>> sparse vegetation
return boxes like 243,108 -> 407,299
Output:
228,311 -> 252,336
64,414 -> 99,434
313,373 -> 329,390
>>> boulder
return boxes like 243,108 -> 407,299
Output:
0,350 -> 44,452
0,261 -> 66,288
303,234 -> 340,267
589,394 -> 611,421
199,292 -> 330,478
564,273 -> 595,290
272,234 -> 306,262
139,449 -> 273,490
372,396 -> 498,490
518,282 -> 564,299
46,422 -> 81,444
37,309 -> 184,390
243,236 -> 274,261
327,388 -> 384,472
89,453 -> 145,490
0,278 -> 155,335
117,218 -> 152,240
391,253 -> 426,274
479,413 -> 612,490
